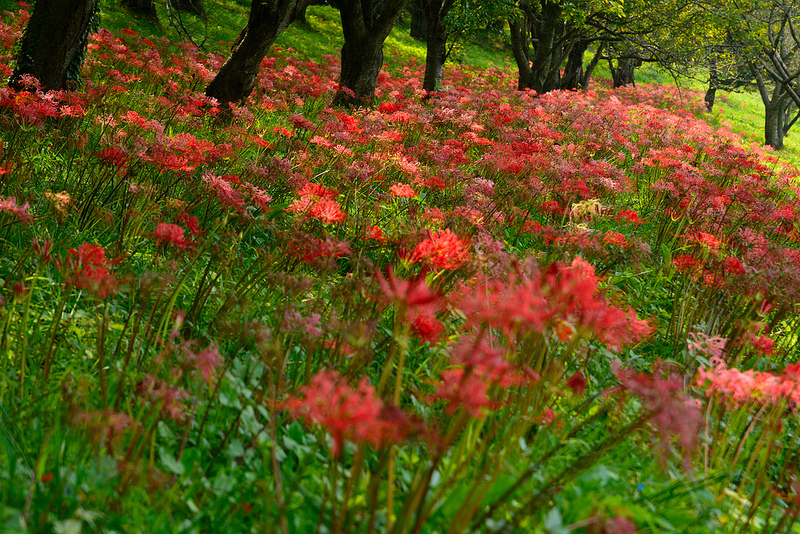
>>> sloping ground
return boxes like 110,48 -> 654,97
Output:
1,5 -> 800,532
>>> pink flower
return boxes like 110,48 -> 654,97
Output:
0,196 -> 31,223
62,243 -> 119,298
410,229 -> 470,270
284,371 -> 414,456
411,313 -> 443,343
145,222 -> 194,249
389,182 -> 416,198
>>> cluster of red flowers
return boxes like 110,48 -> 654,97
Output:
288,181 -> 346,224
698,360 -> 800,405
60,243 -> 119,298
410,229 -> 470,270
283,371 -> 414,456
450,257 -> 653,350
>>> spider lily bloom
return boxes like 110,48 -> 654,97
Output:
410,229 -> 470,270
60,243 -> 120,298
144,222 -> 195,250
283,371 -> 414,457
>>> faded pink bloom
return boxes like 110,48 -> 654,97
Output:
389,182 -> 416,198
145,222 -> 194,249
410,229 -> 470,270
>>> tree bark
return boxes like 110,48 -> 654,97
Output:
510,0 -> 568,94
10,0 -> 98,91
122,0 -> 158,19
290,0 -> 315,25
561,39 -> 589,90
421,0 -> 454,92
609,56 -> 640,88
581,42 -> 604,89
422,13 -> 446,91
334,0 -> 410,107
764,86 -> 789,150
509,18 -> 533,91
410,0 -> 426,40
205,0 -> 298,107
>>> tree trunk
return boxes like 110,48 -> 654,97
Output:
410,0 -> 426,40
581,42 -> 604,89
561,39 -> 588,90
171,0 -> 206,18
765,102 -> 785,150
205,0 -> 298,107
122,0 -> 158,19
422,15 -> 446,91
336,37 -> 385,106
421,0 -> 453,92
333,0 -> 410,107
509,18 -> 533,91
290,0 -> 315,25
764,87 -> 789,149
610,56 -> 639,88
705,65 -> 717,111
510,1 -> 567,94
10,0 -> 98,91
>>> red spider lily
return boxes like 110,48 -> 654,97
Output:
698,360 -> 800,406
602,231 -> 627,247
144,222 -> 195,249
376,267 -> 441,321
289,182 -> 346,224
367,225 -> 388,243
411,313 -> 443,344
203,172 -> 246,214
72,409 -> 135,449
672,254 -> 701,273
615,362 -> 702,466
389,182 -> 416,198
433,368 -> 494,417
288,236 -> 350,265
137,375 -> 191,422
187,346 -> 222,384
450,258 -> 653,351
410,229 -> 470,270
61,243 -> 119,298
283,370 -> 414,456
178,212 -> 205,236
0,195 -> 31,222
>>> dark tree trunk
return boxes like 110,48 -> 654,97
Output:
290,0 -> 315,25
765,104 -> 785,150
422,14 -> 446,91
581,42 -> 604,89
705,64 -> 717,111
410,0 -> 426,40
421,0 -> 454,92
764,86 -> 789,149
337,37 -> 385,106
704,86 -> 716,112
509,18 -> 533,91
122,0 -> 158,19
609,56 -> 640,88
205,0 -> 298,107
510,1 -> 568,94
561,39 -> 589,90
10,0 -> 98,91
171,0 -> 206,18
334,0 -> 410,107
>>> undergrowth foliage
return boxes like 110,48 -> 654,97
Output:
1,4 -> 800,533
